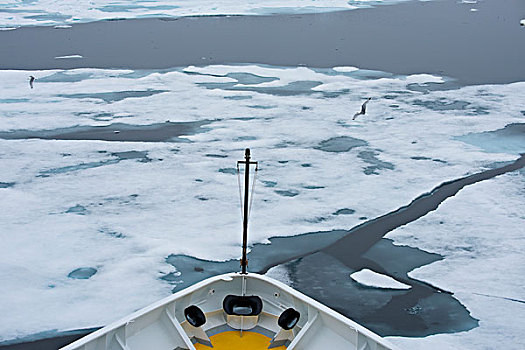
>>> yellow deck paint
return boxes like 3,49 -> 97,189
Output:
194,331 -> 287,350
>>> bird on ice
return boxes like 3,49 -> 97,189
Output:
29,76 -> 35,89
353,97 -> 371,120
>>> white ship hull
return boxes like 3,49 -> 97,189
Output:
60,272 -> 399,350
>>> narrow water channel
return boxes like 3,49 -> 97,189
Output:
164,154 -> 525,336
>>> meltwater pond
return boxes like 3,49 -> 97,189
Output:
67,267 -> 97,280
456,123 -> 525,155
37,151 -> 150,178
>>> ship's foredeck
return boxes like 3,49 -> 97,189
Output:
59,273 -> 397,350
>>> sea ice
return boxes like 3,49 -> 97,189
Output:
404,74 -> 445,85
386,174 -> 525,350
265,265 -> 293,286
0,0 -> 433,28
0,64 -> 523,348
54,55 -> 83,59
333,66 -> 359,73
350,269 -> 411,289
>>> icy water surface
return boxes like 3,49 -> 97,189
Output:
0,0 -> 432,28
0,121 -> 212,142
0,64 -> 524,349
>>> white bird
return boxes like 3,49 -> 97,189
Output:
520,19 -> 525,26
29,76 -> 35,89
353,97 -> 371,120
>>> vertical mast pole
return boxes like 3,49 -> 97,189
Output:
241,148 -> 250,274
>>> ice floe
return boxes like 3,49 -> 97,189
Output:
333,66 -> 359,73
54,55 -> 83,59
404,73 -> 445,85
350,269 -> 411,289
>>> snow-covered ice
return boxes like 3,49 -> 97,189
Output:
0,0 -> 434,28
350,269 -> 411,289
386,173 -> 525,349
0,64 -> 524,348
333,66 -> 359,73
54,55 -> 84,59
